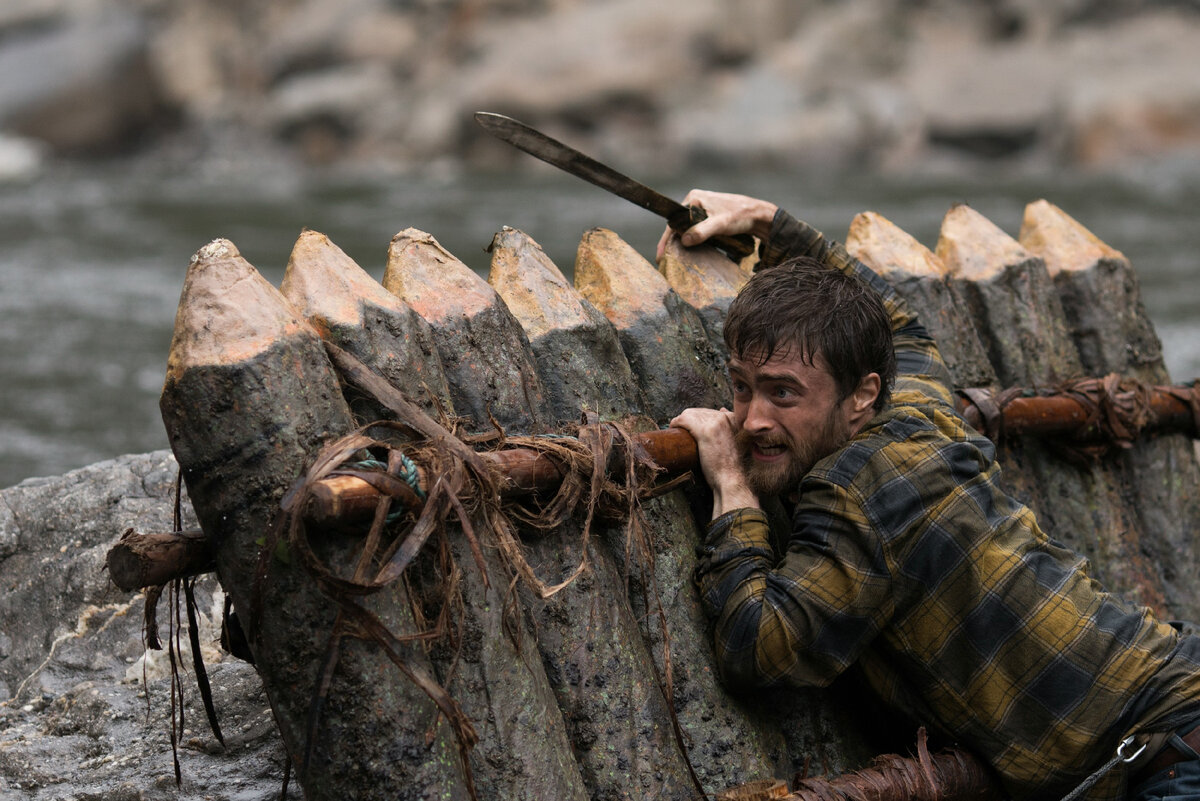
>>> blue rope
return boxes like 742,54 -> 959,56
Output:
346,453 -> 425,522
395,453 -> 425,500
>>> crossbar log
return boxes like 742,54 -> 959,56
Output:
109,381 -> 1198,591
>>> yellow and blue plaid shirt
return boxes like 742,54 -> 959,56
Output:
696,210 -> 1200,800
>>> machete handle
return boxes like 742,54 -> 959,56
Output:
670,204 -> 757,261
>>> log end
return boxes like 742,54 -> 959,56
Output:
935,203 -> 1035,281
847,211 -> 948,280
574,227 -> 669,329
1018,199 -> 1127,275
488,226 -> 589,339
657,236 -> 746,310
167,238 -> 313,379
384,228 -> 493,322
282,229 -> 404,327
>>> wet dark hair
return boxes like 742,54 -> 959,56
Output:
724,256 -> 895,412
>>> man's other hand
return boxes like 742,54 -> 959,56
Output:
656,190 -> 779,261
670,407 -> 760,519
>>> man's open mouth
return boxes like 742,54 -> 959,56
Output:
752,442 -> 788,460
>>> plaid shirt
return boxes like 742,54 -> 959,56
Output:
696,210 -> 1200,800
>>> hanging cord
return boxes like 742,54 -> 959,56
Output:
1057,735 -> 1148,801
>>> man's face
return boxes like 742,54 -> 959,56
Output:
729,347 -> 854,497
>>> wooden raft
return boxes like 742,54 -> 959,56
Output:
153,202 -> 1200,801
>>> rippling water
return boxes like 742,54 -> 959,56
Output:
2,158 -> 1198,487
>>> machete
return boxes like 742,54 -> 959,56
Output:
474,111 -> 756,260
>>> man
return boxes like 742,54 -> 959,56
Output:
663,190 -> 1200,801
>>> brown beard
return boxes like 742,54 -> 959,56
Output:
735,408 -> 851,497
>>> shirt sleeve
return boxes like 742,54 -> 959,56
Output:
760,208 -> 955,404
696,484 -> 896,689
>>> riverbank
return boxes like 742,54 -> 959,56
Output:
2,0 -> 1200,178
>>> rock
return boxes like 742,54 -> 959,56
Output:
0,134 -> 44,182
0,450 -> 285,799
3,0 -> 1200,168
0,9 -> 170,155
0,451 -> 193,697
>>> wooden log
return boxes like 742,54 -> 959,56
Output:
158,239 -> 473,799
1020,201 -> 1165,383
383,228 -> 548,433
280,229 -> 453,422
936,208 -> 1170,614
488,225 -> 646,422
310,231 -> 592,800
657,238 -> 752,358
1021,200 -> 1200,621
486,226 -> 705,798
845,212 -> 996,390
936,204 -> 1081,387
574,227 -> 730,422
620,466 -> 879,791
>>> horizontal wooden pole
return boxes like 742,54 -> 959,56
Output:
106,527 -> 214,591
109,382 -> 1197,590
959,384 -> 1197,439
304,426 -> 698,526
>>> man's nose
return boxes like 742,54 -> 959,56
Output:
740,394 -> 775,434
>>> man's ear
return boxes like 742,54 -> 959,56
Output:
849,373 -> 881,417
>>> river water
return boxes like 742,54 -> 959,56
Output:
1,157 -> 1198,488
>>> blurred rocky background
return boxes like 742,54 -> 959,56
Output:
2,0 -> 1200,178
3,3 -> 1200,798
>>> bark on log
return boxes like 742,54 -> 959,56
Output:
383,228 -> 548,433
488,226 -> 646,422
935,207 -> 1169,614
1021,200 -> 1200,621
845,211 -> 997,390
280,229 -> 454,422
314,231 -> 591,800
575,227 -> 730,422
106,527 -> 212,591
158,239 -> 473,799
657,238 -> 752,358
937,203 -> 1081,387
1020,201 -> 1165,383
487,228 -> 705,798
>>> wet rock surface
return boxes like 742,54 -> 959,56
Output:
0,451 -> 286,800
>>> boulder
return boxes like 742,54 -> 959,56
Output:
0,9 -> 170,155
0,451 -> 285,799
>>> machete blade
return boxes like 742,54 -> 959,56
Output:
474,111 -> 755,259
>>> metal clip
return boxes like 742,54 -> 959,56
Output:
1058,735 -> 1150,801
1118,735 -> 1148,764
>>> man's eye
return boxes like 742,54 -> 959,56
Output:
731,381 -> 749,395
